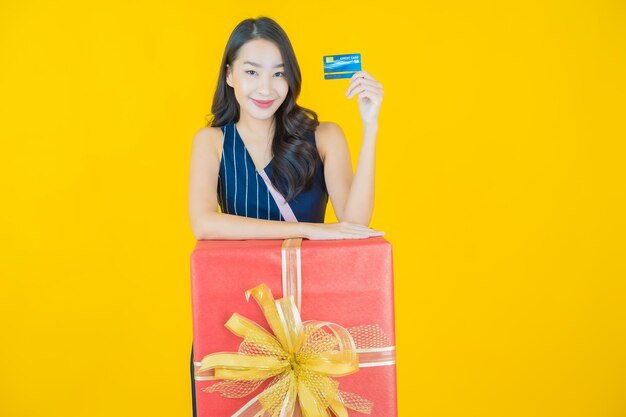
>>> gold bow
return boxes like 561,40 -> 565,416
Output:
196,283 -> 374,417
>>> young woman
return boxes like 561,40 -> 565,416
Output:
187,16 -> 385,416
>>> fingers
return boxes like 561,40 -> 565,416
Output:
350,70 -> 377,82
346,79 -> 382,99
306,222 -> 385,240
346,71 -> 384,99
339,222 -> 385,237
317,231 -> 384,240
356,90 -> 383,106
342,229 -> 384,238
342,230 -> 385,239
347,77 -> 382,92
346,83 -> 383,100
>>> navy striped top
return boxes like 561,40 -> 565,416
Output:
217,122 -> 329,223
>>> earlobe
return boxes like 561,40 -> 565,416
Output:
225,65 -> 233,88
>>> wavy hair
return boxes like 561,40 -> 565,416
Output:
205,16 -> 320,203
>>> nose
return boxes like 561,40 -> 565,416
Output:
256,74 -> 272,96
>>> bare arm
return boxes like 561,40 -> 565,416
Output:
317,122 -> 377,226
195,212 -> 307,240
319,70 -> 383,227
187,127 -> 382,240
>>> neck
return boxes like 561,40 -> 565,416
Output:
236,115 -> 276,141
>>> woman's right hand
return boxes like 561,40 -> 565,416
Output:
303,221 -> 385,240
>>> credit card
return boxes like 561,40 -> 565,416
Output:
323,53 -> 362,79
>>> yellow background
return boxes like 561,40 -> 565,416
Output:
1,1 -> 625,416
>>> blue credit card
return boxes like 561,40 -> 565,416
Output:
323,53 -> 362,79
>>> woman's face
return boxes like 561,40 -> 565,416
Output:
226,39 -> 289,121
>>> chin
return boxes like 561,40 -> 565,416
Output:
249,110 -> 277,120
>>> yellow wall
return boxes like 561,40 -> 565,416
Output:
1,1 -> 625,416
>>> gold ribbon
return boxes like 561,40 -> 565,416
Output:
194,238 -> 395,417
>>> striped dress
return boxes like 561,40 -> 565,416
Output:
191,121 -> 329,416
216,121 -> 328,222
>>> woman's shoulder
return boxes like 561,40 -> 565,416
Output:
315,121 -> 343,133
193,125 -> 228,143
191,126 -> 225,163
313,121 -> 346,163
193,125 -> 225,140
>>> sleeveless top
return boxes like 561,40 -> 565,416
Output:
217,122 -> 329,223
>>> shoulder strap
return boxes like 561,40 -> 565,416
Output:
258,170 -> 298,222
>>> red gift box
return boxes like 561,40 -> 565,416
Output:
191,237 -> 397,417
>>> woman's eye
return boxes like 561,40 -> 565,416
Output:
244,70 -> 284,77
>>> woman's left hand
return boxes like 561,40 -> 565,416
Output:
346,70 -> 384,127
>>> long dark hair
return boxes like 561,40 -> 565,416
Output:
205,16 -> 320,203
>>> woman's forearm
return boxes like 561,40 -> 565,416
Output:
342,123 -> 378,226
195,211 -> 308,240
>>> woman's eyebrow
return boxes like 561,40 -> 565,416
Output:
242,61 -> 285,68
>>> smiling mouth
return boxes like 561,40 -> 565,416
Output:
251,98 -> 275,109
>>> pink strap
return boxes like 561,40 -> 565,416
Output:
258,170 -> 298,222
